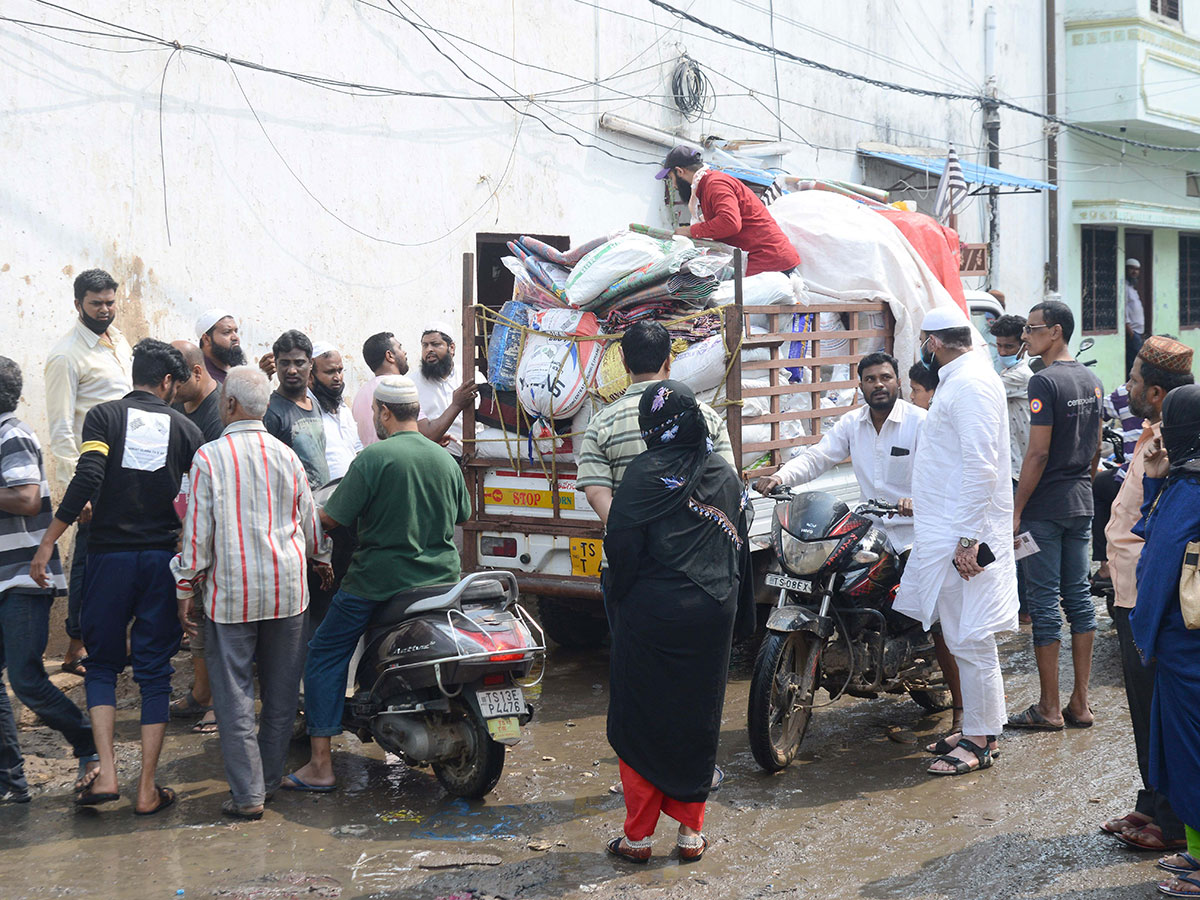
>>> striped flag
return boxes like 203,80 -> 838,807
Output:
933,144 -> 969,223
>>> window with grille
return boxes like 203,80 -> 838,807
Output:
1182,233 -> 1200,328
1151,0 -> 1180,21
1081,227 -> 1118,334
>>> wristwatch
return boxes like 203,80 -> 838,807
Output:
958,537 -> 978,549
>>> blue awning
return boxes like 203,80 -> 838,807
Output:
858,149 -> 1057,192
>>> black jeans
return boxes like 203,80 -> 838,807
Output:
1092,468 -> 1121,563
65,521 -> 89,641
1113,605 -> 1183,839
0,590 -> 96,793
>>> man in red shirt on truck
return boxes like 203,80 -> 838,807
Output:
656,145 -> 800,277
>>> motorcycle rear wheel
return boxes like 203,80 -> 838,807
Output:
432,703 -> 507,799
747,631 -> 823,772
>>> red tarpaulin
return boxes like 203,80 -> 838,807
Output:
875,209 -> 967,313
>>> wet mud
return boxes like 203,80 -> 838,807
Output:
0,603 -> 1165,899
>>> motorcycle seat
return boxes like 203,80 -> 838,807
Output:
370,576 -> 509,625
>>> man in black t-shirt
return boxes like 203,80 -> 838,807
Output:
1009,302 -> 1103,732
263,330 -> 329,490
30,339 -> 203,814
171,341 -> 223,442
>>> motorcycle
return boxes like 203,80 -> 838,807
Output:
747,489 -> 949,772
313,481 -> 545,799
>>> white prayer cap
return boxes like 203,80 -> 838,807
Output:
196,308 -> 235,338
310,341 -> 337,358
1126,258 -> 1141,269
422,321 -> 457,341
374,374 -> 419,405
920,304 -> 971,332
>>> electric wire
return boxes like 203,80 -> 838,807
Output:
670,53 -> 714,121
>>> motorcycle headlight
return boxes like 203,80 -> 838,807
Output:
779,533 -> 840,575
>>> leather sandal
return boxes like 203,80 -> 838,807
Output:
605,836 -> 651,864
1101,811 -> 1153,835
927,737 -> 993,776
677,833 -> 709,862
1117,823 -> 1188,852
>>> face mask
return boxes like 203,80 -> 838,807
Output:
79,310 -> 111,335
919,338 -> 941,376
997,354 -> 1020,370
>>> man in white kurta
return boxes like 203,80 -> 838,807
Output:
894,306 -> 1018,775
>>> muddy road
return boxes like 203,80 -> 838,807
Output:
0,604 -> 1165,899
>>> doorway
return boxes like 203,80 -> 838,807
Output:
1124,230 -> 1153,336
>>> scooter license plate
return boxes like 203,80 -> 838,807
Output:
765,573 -> 813,593
486,716 -> 521,741
476,686 -> 525,718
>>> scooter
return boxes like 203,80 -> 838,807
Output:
747,489 -> 948,773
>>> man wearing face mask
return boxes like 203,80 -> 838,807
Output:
656,146 -> 800,277
45,269 -> 133,677
894,305 -> 1018,777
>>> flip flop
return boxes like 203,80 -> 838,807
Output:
191,717 -> 219,735
170,692 -> 212,719
1118,824 -> 1189,852
75,783 -> 121,806
279,773 -> 335,793
1063,706 -> 1095,728
1102,811 -> 1154,835
1158,873 -> 1200,897
133,785 -> 176,816
221,798 -> 264,821
1006,704 -> 1065,730
60,658 -> 88,677
1159,853 -> 1200,875
74,755 -> 101,792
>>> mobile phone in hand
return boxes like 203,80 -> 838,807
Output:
976,542 -> 996,568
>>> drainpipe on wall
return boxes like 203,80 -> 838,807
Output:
1045,0 -> 1059,294
984,5 -> 1000,289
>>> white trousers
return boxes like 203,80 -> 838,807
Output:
935,577 -> 1007,737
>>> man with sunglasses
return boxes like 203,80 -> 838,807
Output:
1008,301 -> 1103,732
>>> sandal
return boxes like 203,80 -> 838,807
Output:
1160,853 -> 1200,875
1118,824 -> 1188,852
677,833 -> 709,863
1101,811 -> 1153,835
133,785 -> 176,816
221,798 -> 264,821
605,836 -> 651,864
1063,706 -> 1095,728
75,782 -> 121,806
60,657 -> 88,677
927,736 -> 993,776
74,755 -> 101,792
1007,704 -> 1064,730
924,732 -> 1001,759
170,692 -> 212,720
1158,874 -> 1200,897
191,715 -> 219,735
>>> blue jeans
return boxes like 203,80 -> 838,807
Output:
1022,516 -> 1097,647
0,590 -> 96,794
80,550 -> 180,725
303,589 -> 374,737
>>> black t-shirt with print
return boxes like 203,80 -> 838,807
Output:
1023,360 -> 1103,521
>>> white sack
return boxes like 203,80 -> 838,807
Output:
516,311 -> 604,420
671,335 -> 727,393
564,233 -> 673,306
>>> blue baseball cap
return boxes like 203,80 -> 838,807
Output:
655,145 -> 703,180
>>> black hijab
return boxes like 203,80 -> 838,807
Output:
1162,383 -> 1200,479
607,380 -> 749,603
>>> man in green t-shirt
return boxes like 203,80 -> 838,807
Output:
284,375 -> 470,791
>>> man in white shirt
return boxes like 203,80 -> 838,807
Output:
1125,258 -> 1145,373
44,269 -> 132,675
755,352 -> 923,549
350,332 -> 408,449
411,323 -> 477,458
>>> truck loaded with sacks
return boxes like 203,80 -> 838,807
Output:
458,188 -> 975,649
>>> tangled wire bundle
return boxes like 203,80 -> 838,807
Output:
670,54 -> 714,121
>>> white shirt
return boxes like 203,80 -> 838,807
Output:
412,369 -> 462,457
775,399 -> 926,548
1126,279 -> 1145,334
893,351 -> 1018,643
318,400 -> 363,481
44,321 -> 133,490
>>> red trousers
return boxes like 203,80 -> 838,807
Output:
619,759 -> 705,840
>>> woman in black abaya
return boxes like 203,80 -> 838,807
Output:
603,380 -> 754,864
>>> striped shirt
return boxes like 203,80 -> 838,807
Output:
576,383 -> 735,491
170,420 -> 330,624
0,414 -> 65,594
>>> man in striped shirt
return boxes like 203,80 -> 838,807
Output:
172,366 -> 332,820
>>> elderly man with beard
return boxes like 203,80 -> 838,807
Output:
412,324 -> 477,458
45,268 -> 133,677
196,309 -> 247,385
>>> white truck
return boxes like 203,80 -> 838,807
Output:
457,247 -> 954,649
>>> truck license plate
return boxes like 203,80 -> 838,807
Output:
569,538 -> 602,577
766,573 -> 813,593
486,716 -> 521,740
477,686 -> 525,718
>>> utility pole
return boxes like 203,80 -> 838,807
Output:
984,6 -> 1000,288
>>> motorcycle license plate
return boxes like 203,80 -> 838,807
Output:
477,686 -> 525,718
486,716 -> 521,741
766,573 -> 813,593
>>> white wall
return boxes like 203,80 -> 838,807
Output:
2,1 -> 1049,453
